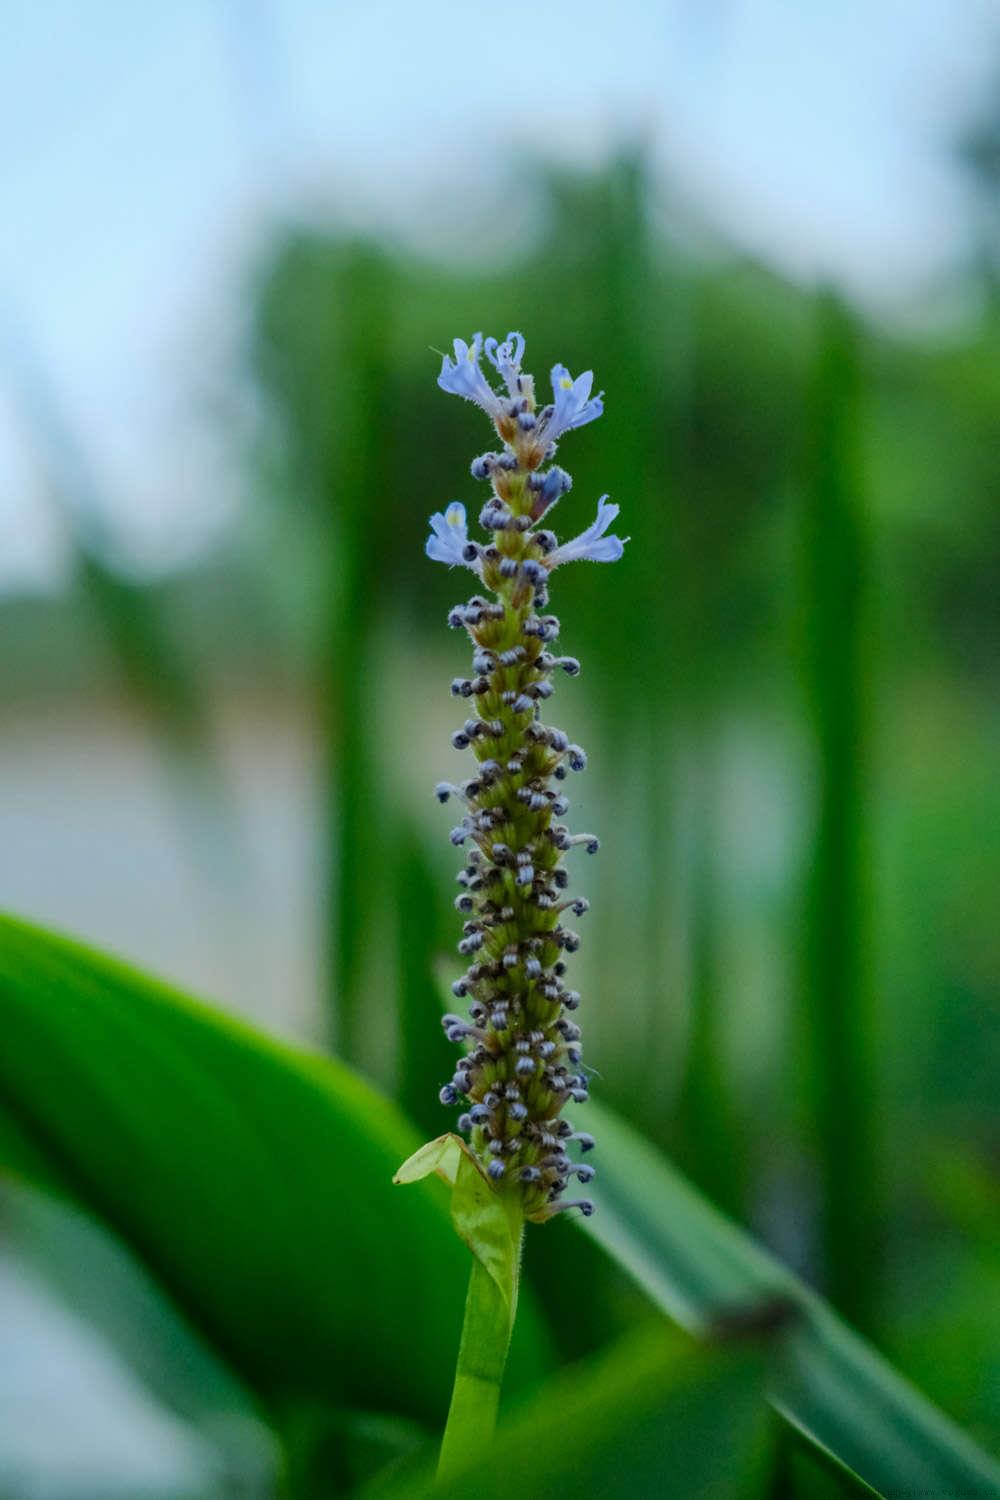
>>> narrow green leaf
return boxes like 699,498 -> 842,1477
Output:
368,1325 -> 775,1500
581,1097 -> 1000,1498
321,246 -> 396,1063
673,726 -> 745,1216
799,292 -> 878,1334
0,913 -> 547,1432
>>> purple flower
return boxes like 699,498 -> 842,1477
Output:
426,502 -> 480,571
541,364 -> 604,442
484,332 -> 526,398
437,334 -> 504,418
546,497 -> 627,568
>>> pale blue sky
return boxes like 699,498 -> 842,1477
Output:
1,0 -> 996,590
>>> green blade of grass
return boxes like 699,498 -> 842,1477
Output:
673,726 -> 744,1216
799,292 -> 878,1333
320,246 -> 395,1064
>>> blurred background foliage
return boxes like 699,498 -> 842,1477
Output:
2,19 -> 1000,1494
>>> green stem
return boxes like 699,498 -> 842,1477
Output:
438,1220 -> 524,1480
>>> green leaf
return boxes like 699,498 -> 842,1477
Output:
318,245 -> 397,1062
799,291 -> 878,1335
0,913 -> 547,1433
367,1324 -> 775,1500
581,1097 -> 1000,1498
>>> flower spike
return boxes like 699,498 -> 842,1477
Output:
426,331 -> 624,1222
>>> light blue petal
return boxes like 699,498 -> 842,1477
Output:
571,370 -> 594,405
546,364 -> 604,440
437,335 -> 503,415
426,535 -> 457,563
547,497 -> 627,567
586,536 -> 626,562
425,504 -> 475,569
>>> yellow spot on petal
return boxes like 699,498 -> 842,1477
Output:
446,505 -> 464,527
559,377 -> 573,389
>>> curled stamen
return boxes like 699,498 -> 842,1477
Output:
545,1197 -> 595,1219
565,833 -> 600,854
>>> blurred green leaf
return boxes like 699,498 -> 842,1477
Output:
314,244 -> 396,1061
0,913 -> 548,1440
580,1098 -> 1000,1497
923,1136 -> 1000,1263
799,292 -> 878,1335
367,1324 -> 775,1500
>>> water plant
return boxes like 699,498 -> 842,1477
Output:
2,311 -> 999,1499
432,335 -> 625,1204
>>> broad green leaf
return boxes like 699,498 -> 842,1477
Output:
0,913 -> 547,1434
367,1324 -> 775,1500
581,1097 -> 1000,1498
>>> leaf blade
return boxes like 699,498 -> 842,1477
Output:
581,1098 -> 1000,1498
0,913 -> 546,1429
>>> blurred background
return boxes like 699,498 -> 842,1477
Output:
2,1 -> 999,1495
